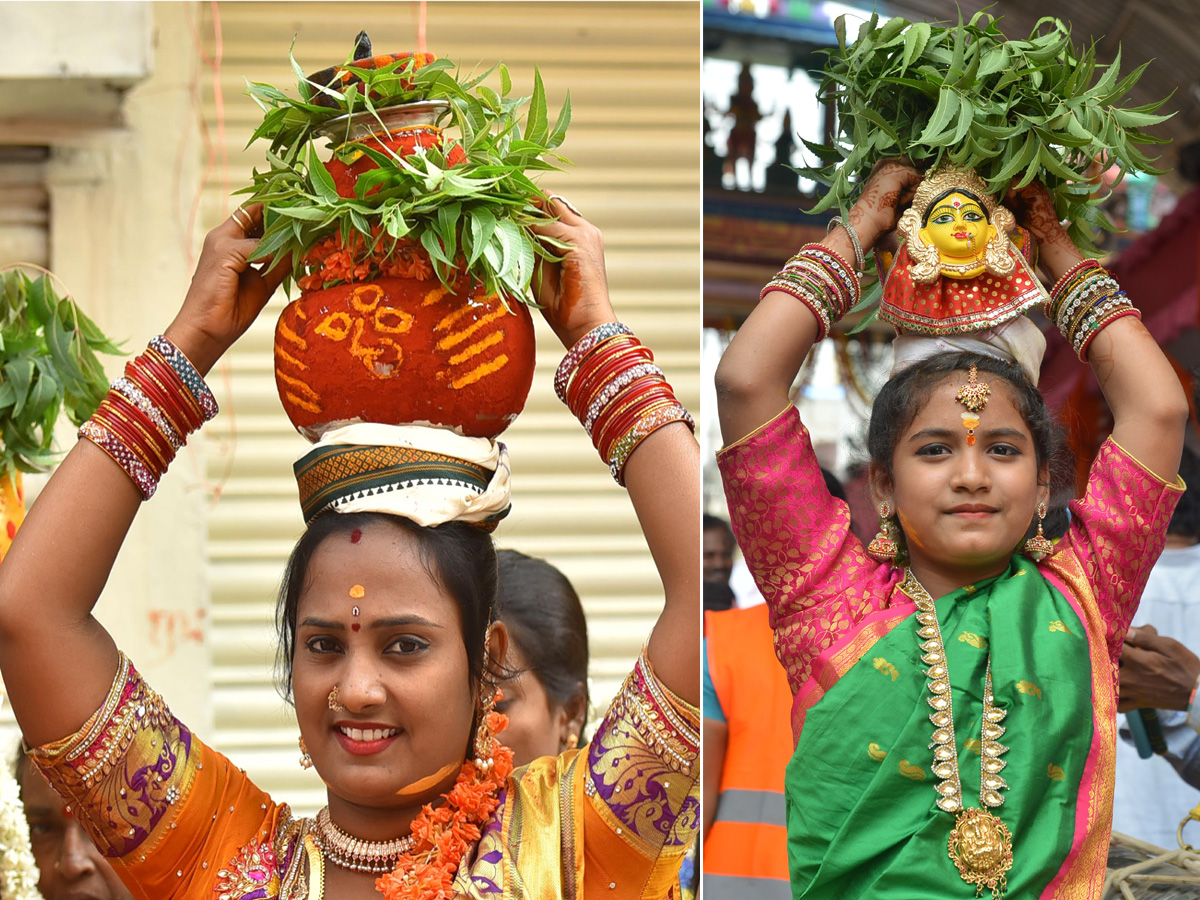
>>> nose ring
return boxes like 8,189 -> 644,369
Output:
328,685 -> 346,712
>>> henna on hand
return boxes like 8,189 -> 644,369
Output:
849,159 -> 921,250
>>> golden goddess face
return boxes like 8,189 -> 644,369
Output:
919,192 -> 993,264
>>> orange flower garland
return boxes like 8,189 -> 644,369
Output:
297,227 -> 438,292
375,706 -> 514,900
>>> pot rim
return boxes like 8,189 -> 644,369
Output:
315,99 -> 452,143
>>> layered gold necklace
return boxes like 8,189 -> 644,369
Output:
903,570 -> 1013,898
312,807 -> 416,875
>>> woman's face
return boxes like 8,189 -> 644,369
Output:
882,374 -> 1045,584
496,643 -> 582,766
920,192 -> 990,261
292,522 -> 478,812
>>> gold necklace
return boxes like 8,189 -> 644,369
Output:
903,570 -> 1013,898
312,807 -> 417,875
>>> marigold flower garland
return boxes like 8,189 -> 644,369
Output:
374,706 -> 514,900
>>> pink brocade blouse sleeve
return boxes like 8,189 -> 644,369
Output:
1054,437 -> 1185,661
716,406 -> 899,696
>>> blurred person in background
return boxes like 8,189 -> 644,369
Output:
17,749 -> 133,900
494,549 -> 589,766
703,515 -> 735,585
1113,446 -> 1200,847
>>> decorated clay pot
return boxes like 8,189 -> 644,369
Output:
275,278 -> 535,440
275,98 -> 536,440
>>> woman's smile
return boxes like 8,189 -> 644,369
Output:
334,720 -> 402,755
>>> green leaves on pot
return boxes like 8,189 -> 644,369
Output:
0,270 -> 121,475
799,11 -> 1173,256
240,50 -> 571,303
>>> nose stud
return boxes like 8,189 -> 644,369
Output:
328,685 -> 346,712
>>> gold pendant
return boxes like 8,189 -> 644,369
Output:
948,807 -> 1012,898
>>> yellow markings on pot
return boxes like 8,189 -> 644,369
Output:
316,312 -> 353,342
437,308 -> 507,350
422,285 -> 452,306
436,304 -> 475,331
285,392 -> 321,414
449,331 -> 505,366
276,370 -> 321,401
350,284 -> 385,313
276,347 -> 309,372
451,355 -> 510,390
374,307 -> 415,335
278,320 -> 308,350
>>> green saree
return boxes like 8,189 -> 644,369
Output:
784,558 -> 1092,897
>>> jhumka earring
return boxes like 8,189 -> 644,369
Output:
328,685 -> 345,712
473,689 -> 498,772
867,501 -> 900,564
1023,500 -> 1054,561
955,365 -> 991,446
299,736 -> 313,770
566,732 -> 579,750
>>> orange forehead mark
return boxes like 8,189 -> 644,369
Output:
349,584 -> 365,599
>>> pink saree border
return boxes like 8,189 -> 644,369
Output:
1039,552 -> 1115,900
790,596 -> 917,741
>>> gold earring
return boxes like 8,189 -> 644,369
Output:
298,736 -> 313,770
473,690 -> 498,772
328,685 -> 345,712
566,732 -> 579,750
1023,500 -> 1054,562
867,501 -> 900,564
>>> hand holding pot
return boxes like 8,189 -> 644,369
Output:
847,159 -> 922,251
1003,179 -> 1082,280
165,203 -> 290,376
531,195 -> 618,349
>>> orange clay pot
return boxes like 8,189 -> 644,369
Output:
274,103 -> 535,440
275,278 -> 535,440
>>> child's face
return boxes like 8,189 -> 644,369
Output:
886,374 -> 1045,581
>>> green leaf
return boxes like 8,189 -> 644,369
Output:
307,144 -> 340,203
918,87 -> 960,144
499,64 -> 512,97
6,358 -> 33,418
901,22 -> 930,73
835,14 -> 847,52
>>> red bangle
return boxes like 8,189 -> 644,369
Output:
566,344 -> 652,418
571,349 -> 656,422
106,394 -> 174,469
592,381 -> 671,451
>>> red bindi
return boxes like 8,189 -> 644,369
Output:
350,529 -> 362,544
351,623 -> 361,632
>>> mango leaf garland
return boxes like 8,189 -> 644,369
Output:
0,270 -> 121,475
240,50 -> 571,303
799,11 -> 1173,256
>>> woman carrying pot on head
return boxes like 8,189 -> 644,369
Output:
714,158 -> 1188,897
0,195 -> 700,900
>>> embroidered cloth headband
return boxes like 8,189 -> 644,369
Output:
294,423 -> 511,530
891,317 -> 1046,386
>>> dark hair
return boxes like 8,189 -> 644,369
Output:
867,351 -> 1066,489
703,581 -> 736,613
1169,446 -> 1200,539
495,550 -> 589,716
821,467 -> 848,503
275,512 -> 498,703
922,188 -> 989,227
703,513 -> 733,538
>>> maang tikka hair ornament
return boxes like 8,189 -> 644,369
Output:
955,366 -> 991,446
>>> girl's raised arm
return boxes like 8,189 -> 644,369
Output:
1011,182 -> 1188,481
0,206 -> 286,747
533,198 -> 700,704
715,161 -> 921,446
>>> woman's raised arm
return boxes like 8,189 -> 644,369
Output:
0,206 -> 286,746
532,197 -> 700,704
1010,182 -> 1188,481
714,160 -> 921,447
